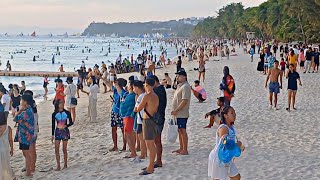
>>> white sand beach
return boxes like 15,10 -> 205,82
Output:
6,47 -> 320,180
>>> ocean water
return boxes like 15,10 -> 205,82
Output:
0,36 -> 177,101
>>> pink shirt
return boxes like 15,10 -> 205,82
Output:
194,85 -> 207,99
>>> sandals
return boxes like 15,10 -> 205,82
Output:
141,164 -> 162,171
139,170 -> 152,175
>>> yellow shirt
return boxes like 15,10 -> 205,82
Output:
289,54 -> 297,65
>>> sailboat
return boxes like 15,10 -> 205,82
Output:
18,32 -> 24,37
63,32 -> 68,38
31,31 -> 36,37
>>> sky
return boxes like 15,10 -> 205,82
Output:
0,0 -> 267,34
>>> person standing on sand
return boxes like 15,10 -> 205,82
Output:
43,75 -> 49,99
132,81 -> 147,160
84,76 -> 99,122
171,70 -> 191,155
134,78 -> 159,175
54,79 -> 65,103
150,75 -> 167,168
160,53 -> 166,67
0,88 -> 10,123
64,77 -> 77,122
19,81 -> 26,95
110,78 -> 126,152
265,60 -> 282,110
116,76 -> 137,159
13,95 -> 35,177
286,64 -> 302,112
219,66 -> 235,106
176,56 -> 182,73
198,48 -> 206,82
52,99 -> 73,171
208,106 -> 242,180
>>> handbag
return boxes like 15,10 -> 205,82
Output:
166,117 -> 178,143
69,85 -> 77,105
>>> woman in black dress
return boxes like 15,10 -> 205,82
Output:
257,50 -> 265,73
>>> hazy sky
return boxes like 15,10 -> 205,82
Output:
0,0 -> 266,34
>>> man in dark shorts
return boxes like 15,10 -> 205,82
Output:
265,60 -> 282,110
150,75 -> 167,168
171,70 -> 191,155
134,78 -> 159,175
313,48 -> 319,73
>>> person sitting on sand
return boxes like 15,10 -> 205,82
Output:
204,97 -> 224,128
161,73 -> 172,89
208,106 -> 242,180
191,80 -> 207,103
58,64 -> 65,72
134,78 -> 159,175
265,60 -> 282,110
52,99 -> 73,171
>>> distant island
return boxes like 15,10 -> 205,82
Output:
82,17 -> 204,38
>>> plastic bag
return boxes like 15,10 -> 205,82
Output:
167,117 -> 178,143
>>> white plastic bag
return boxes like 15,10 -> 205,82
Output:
167,117 -> 178,143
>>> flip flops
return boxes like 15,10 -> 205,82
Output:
139,170 -> 152,175
141,164 -> 162,171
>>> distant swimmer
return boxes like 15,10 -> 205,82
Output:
52,54 -> 55,64
86,56 -> 89,60
11,55 -> 13,59
33,56 -> 36,62
58,64 -> 65,72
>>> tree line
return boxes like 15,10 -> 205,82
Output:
193,0 -> 320,43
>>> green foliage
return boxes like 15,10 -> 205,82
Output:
193,0 -> 320,43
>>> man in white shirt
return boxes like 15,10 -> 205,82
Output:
0,88 -> 11,123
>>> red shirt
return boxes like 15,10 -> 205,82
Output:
55,86 -> 65,102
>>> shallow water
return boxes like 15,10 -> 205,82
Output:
0,36 -> 177,101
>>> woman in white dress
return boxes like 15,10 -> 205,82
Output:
64,77 -> 77,122
0,119 -> 16,180
84,76 -> 99,122
208,106 -> 242,180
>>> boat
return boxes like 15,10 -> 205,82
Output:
48,33 -> 53,37
18,32 -> 24,37
31,31 -> 36,37
63,32 -> 68,38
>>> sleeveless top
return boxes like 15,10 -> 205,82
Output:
216,124 -> 236,146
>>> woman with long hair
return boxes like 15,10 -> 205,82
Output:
84,76 -> 99,122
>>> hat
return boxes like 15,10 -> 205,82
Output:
175,70 -> 187,77
217,97 -> 225,102
66,76 -> 73,82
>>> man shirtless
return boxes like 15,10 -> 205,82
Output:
265,60 -> 282,110
134,78 -> 159,175
160,53 -> 166,67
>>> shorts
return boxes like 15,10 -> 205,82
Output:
315,60 -> 319,67
177,118 -> 188,129
199,66 -> 205,73
198,93 -> 206,101
156,124 -> 164,135
269,82 -> 280,94
300,61 -> 305,67
123,117 -> 134,133
143,119 -> 157,140
111,111 -> 124,128
77,83 -> 83,90
19,143 -> 30,150
55,128 -> 70,141
281,67 -> 285,71
137,124 -> 143,134
264,63 -> 268,68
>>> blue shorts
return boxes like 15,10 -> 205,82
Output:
177,118 -> 188,129
269,82 -> 280,94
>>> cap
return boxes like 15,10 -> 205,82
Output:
175,70 -> 187,77
217,97 -> 225,102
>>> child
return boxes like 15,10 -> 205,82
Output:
208,106 -> 242,180
280,58 -> 286,77
0,116 -> 16,180
52,99 -> 73,171
204,97 -> 224,128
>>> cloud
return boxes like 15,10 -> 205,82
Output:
0,0 -> 267,33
